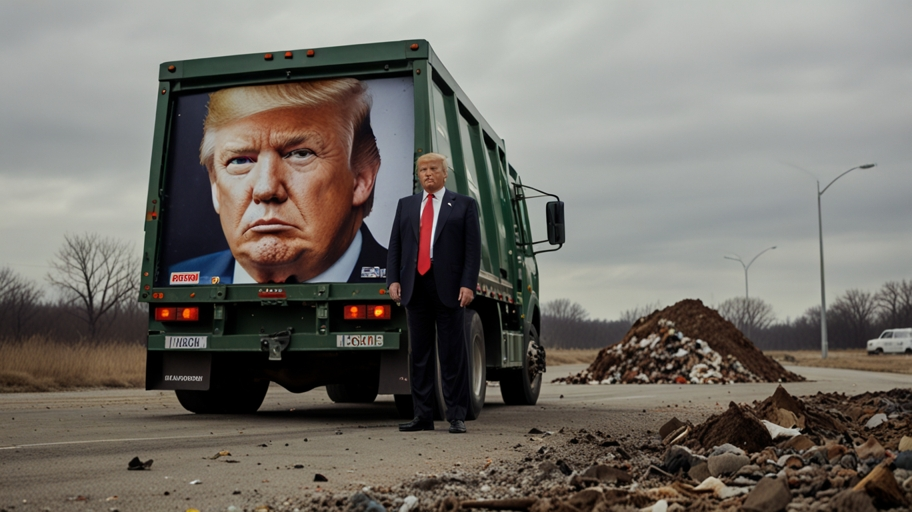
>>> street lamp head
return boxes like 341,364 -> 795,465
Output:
859,163 -> 876,169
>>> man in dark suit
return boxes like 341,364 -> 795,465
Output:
387,152 -> 481,434
168,79 -> 386,285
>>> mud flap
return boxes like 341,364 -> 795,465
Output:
148,351 -> 212,390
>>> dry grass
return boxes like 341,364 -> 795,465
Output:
0,337 -> 145,392
547,348 -> 600,366
765,349 -> 912,375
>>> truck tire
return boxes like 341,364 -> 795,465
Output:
175,379 -> 269,414
465,309 -> 486,420
325,380 -> 379,403
500,326 -> 543,405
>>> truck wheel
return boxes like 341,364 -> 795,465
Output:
175,380 -> 269,414
325,380 -> 379,403
500,326 -> 544,405
465,310 -> 486,421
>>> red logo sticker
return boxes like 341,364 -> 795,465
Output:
170,272 -> 200,285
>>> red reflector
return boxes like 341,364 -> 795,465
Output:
344,305 -> 366,320
258,289 -> 286,299
155,307 -> 176,321
369,305 -> 391,320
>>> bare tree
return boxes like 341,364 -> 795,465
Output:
717,297 -> 775,338
619,302 -> 661,326
46,233 -> 139,340
829,289 -> 879,348
543,299 -> 589,322
875,279 -> 912,327
0,267 -> 44,341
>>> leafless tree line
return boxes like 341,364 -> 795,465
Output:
0,233 -> 145,344
539,299 -> 660,349
541,279 -> 912,351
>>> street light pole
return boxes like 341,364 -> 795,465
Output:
817,163 -> 876,359
724,246 -> 776,338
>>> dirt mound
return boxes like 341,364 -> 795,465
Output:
558,299 -> 804,384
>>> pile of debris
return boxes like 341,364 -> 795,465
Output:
294,387 -> 912,511
557,299 -> 803,384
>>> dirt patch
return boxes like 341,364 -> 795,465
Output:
557,299 -> 803,384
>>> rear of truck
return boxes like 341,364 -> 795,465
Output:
140,40 -> 562,415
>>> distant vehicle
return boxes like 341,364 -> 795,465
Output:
866,328 -> 912,355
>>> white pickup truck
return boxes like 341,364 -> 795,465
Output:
866,328 -> 912,355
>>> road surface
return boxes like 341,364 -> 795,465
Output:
2,365 -> 910,511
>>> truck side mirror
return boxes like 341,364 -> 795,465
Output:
546,201 -> 565,245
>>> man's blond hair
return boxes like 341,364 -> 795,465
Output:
415,152 -> 448,172
199,79 -> 381,215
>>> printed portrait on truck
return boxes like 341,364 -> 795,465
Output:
156,77 -> 414,286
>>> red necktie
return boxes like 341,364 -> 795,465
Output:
418,193 -> 434,275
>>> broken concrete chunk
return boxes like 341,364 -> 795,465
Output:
659,417 -> 686,440
741,476 -> 792,512
855,437 -> 885,461
707,452 -> 750,477
864,413 -> 887,429
853,463 -> 909,508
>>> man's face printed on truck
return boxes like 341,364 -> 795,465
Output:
206,103 -> 378,283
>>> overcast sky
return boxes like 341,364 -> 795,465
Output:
1,1 -> 909,322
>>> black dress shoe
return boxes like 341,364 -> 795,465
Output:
448,419 -> 466,434
399,418 -> 434,432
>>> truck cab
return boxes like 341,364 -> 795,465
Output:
140,40 -> 564,418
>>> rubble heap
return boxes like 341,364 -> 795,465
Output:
282,386 -> 912,511
558,299 -> 803,384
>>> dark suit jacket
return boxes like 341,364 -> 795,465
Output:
168,224 -> 387,284
387,189 -> 482,309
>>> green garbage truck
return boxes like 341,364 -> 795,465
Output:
140,40 -> 565,419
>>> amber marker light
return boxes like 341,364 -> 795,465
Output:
344,305 -> 366,320
179,307 -> 199,321
264,53 -> 274,60
370,305 -> 391,320
306,49 -> 315,57
284,51 -> 293,59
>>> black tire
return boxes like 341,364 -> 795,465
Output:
500,326 -> 544,406
465,310 -> 486,421
325,380 -> 379,404
393,394 -> 414,419
904,348 -> 912,355
175,380 -> 269,414
876,348 -> 884,355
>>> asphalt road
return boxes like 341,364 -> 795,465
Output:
2,364 -> 911,511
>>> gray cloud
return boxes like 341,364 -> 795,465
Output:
0,0 -> 909,322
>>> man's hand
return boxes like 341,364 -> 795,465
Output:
389,282 -> 401,305
458,287 -> 474,307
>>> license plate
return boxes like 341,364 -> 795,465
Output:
336,334 -> 384,348
165,336 -> 208,349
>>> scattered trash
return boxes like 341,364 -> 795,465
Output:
189,479 -> 202,485
206,450 -> 231,460
127,456 -> 153,470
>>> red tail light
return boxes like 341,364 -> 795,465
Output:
344,305 -> 366,320
155,307 -> 199,322
343,304 -> 390,320
369,305 -> 390,319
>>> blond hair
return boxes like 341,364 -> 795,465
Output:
415,152 -> 448,172
199,79 -> 381,214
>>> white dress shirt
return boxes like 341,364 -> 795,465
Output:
421,186 -> 445,259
